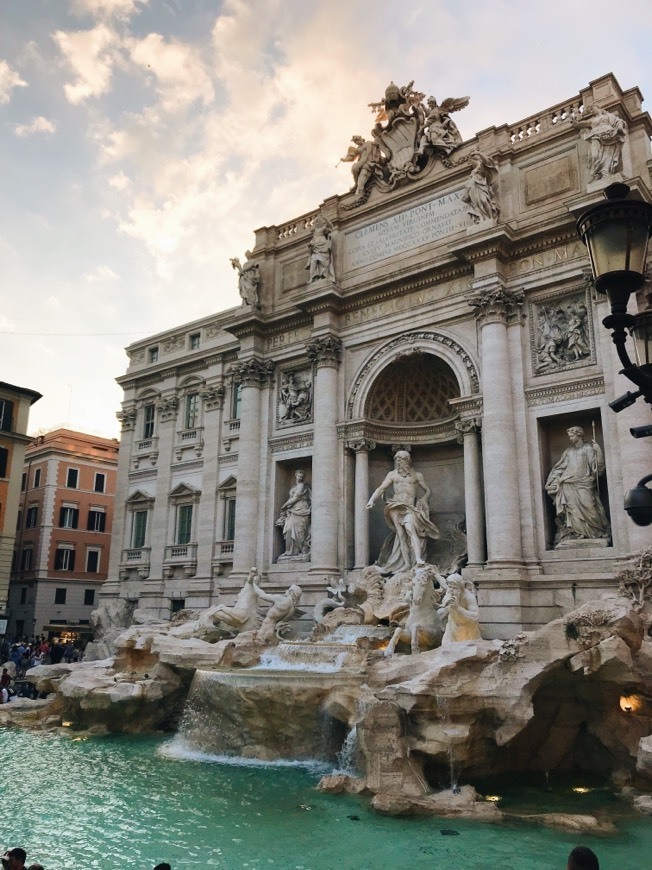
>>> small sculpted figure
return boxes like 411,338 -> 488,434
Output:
462,151 -> 499,223
384,564 -> 444,656
278,372 -> 312,423
313,578 -> 347,624
253,580 -> 303,644
366,450 -> 439,575
230,255 -> 260,306
211,567 -> 262,634
276,469 -> 311,560
571,104 -> 626,180
306,214 -> 335,282
416,96 -> 468,157
339,130 -> 385,199
438,573 -> 481,644
545,426 -> 610,546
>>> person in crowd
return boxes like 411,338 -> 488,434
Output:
153,864 -> 171,870
27,864 -> 44,870
2,847 -> 27,869
567,845 -> 599,869
49,640 -> 64,665
0,668 -> 10,690
63,642 -> 75,664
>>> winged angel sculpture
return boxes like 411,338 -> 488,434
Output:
339,81 -> 469,206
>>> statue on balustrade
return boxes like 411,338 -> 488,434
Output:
276,469 -> 311,561
462,151 -> 499,223
366,450 -> 439,575
571,104 -> 626,181
306,214 -> 335,283
230,255 -> 260,307
545,426 -> 611,547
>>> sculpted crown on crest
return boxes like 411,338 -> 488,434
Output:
339,80 -> 469,206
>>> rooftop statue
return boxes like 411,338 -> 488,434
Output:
571,104 -> 626,181
461,151 -> 499,223
367,450 -> 440,575
230,254 -> 260,307
340,81 -> 470,206
306,214 -> 335,283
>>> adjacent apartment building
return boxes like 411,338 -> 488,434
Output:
0,382 -> 42,625
7,429 -> 119,641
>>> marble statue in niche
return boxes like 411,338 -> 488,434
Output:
462,151 -> 499,223
532,295 -> 591,373
230,255 -> 260,307
276,469 -> 311,561
571,104 -> 626,181
545,426 -> 611,548
278,370 -> 312,424
306,214 -> 335,282
366,450 -> 439,575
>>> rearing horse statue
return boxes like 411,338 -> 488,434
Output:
384,564 -> 444,656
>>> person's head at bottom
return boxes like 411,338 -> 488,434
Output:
153,864 -> 171,870
2,849 -> 27,870
567,846 -> 599,870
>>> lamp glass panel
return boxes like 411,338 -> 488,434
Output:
632,309 -> 652,366
588,220 -> 650,278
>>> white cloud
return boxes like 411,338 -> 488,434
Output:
14,116 -> 57,137
70,0 -> 149,21
0,59 -> 27,104
108,171 -> 132,191
127,32 -> 214,111
85,264 -> 120,281
53,23 -> 120,103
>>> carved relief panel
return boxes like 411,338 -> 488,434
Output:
276,366 -> 313,428
529,287 -> 595,377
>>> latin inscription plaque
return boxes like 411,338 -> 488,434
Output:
344,190 -> 467,271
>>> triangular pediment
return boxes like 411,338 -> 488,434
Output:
125,489 -> 155,505
169,482 -> 202,500
217,474 -> 237,491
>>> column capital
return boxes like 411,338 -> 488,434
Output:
455,417 -> 482,444
306,335 -> 342,368
468,284 -> 524,325
157,393 -> 179,422
116,405 -> 136,431
348,438 -> 376,453
228,358 -> 275,388
201,382 -> 225,411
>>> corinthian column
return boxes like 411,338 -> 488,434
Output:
230,358 -> 274,573
349,438 -> 376,568
455,418 -> 485,567
468,284 -> 524,566
306,336 -> 342,572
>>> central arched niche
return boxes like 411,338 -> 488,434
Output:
364,353 -> 467,569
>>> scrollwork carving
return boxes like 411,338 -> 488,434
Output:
468,285 -> 524,324
306,336 -> 342,367
228,358 -> 275,388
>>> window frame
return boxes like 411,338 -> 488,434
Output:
59,505 -> 79,529
142,403 -> 156,439
148,346 -> 159,363
189,332 -> 200,350
54,547 -> 75,571
54,587 -> 67,604
86,548 -> 101,574
25,505 -> 38,528
33,467 -> 41,488
66,467 -> 79,489
94,472 -> 106,493
176,503 -> 193,546
184,391 -> 199,430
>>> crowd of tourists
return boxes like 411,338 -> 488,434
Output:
0,637 -> 84,703
0,846 -> 599,868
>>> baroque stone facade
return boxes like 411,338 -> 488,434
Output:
103,74 -> 652,638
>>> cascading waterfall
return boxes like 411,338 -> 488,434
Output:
335,724 -> 358,773
436,694 -> 460,792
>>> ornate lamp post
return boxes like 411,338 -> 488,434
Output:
576,181 -> 652,524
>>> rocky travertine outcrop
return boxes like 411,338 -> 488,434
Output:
19,594 -> 652,824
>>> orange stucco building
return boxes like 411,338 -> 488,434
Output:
7,429 -> 118,641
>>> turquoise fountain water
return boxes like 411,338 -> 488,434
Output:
1,728 -> 650,869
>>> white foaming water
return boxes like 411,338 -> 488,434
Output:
159,736 -> 331,773
252,649 -> 349,673
334,725 -> 358,774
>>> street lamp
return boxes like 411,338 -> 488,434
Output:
576,182 -> 652,408
576,181 -> 652,526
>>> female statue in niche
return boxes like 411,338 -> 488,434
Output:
306,215 -> 335,283
545,425 -> 610,547
276,469 -> 312,560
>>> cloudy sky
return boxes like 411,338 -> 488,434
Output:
1,0 -> 650,438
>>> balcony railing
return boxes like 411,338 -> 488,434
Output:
121,546 -> 151,564
213,540 -> 235,562
136,435 -> 159,453
164,542 -> 198,562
